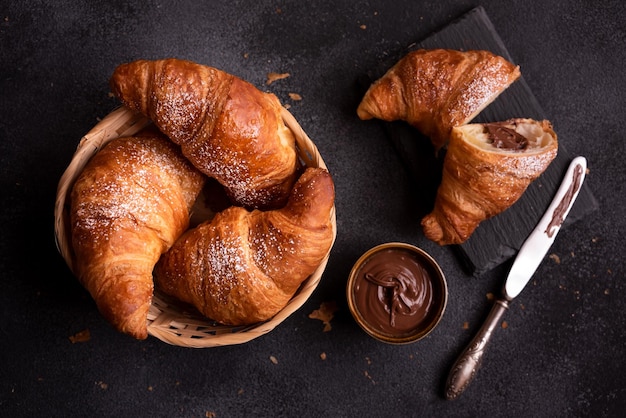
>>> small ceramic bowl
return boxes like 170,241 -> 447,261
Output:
346,242 -> 448,344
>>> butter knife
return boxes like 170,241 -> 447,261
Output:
445,156 -> 588,400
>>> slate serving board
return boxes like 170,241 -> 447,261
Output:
362,6 -> 599,276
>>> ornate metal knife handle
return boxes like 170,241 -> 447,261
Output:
445,298 -> 510,400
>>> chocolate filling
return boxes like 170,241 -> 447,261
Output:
484,122 -> 529,150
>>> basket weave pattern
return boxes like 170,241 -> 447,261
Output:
54,106 -> 336,348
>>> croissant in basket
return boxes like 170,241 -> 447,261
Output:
110,58 -> 299,210
421,119 -> 558,245
70,132 -> 205,339
154,167 -> 335,326
357,49 -> 521,150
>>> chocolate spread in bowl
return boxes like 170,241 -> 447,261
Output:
349,244 -> 447,342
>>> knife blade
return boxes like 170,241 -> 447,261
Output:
444,156 -> 588,400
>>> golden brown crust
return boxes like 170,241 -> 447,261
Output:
154,167 -> 335,325
421,119 -> 558,245
110,58 -> 299,210
357,49 -> 521,150
70,133 -> 205,339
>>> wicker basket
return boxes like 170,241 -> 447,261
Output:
54,106 -> 337,348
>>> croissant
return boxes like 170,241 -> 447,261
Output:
357,49 -> 521,150
70,132 -> 205,339
421,119 -> 558,245
110,58 -> 299,210
154,167 -> 335,325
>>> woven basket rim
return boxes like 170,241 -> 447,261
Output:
54,105 -> 337,348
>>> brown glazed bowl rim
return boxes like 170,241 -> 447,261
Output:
346,242 -> 448,345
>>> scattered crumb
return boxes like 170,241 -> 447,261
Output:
360,24 -> 367,30
206,412 -> 217,418
309,301 -> 338,332
148,386 -> 153,391
243,52 -> 249,59
585,167 -> 590,175
269,355 -> 278,365
365,356 -> 372,365
96,381 -> 108,390
283,103 -> 291,109
462,321 -> 469,330
501,321 -> 508,329
607,268 -> 612,275
288,92 -> 302,101
549,253 -> 561,264
519,303 -> 526,310
276,8 -> 282,14
238,388 -> 244,395
604,289 -> 610,295
364,370 -> 375,384
320,352 -> 327,361
266,72 -> 290,85
486,292 -> 494,301
69,329 -> 91,343
107,92 -> 114,98
592,237 -> 599,243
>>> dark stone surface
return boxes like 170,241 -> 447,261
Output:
1,1 -> 624,416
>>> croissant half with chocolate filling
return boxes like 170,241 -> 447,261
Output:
421,119 -> 558,245
110,58 -> 298,210
154,167 -> 335,326
70,132 -> 205,339
357,49 -> 521,150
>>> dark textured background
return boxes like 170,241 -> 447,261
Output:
1,1 -> 624,416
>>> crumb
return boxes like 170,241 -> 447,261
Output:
107,92 -> 114,98
365,356 -> 372,365
604,289 -> 610,295
549,253 -> 561,264
69,329 -> 91,343
462,321 -> 469,330
607,268 -> 612,275
243,52 -> 249,59
276,8 -> 282,14
592,237 -> 599,243
501,321 -> 508,329
585,167 -> 590,175
364,370 -> 376,384
96,381 -> 108,390
266,72 -> 290,85
288,92 -> 302,101
238,388 -> 244,395
360,24 -> 367,30
206,412 -> 217,418
320,352 -> 327,360
309,301 -> 338,332
148,386 -> 153,391
269,355 -> 278,364
486,292 -> 494,301
519,303 -> 525,310
283,103 -> 291,109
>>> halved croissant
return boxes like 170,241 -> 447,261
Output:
357,49 -> 521,150
154,167 -> 335,325
110,58 -> 299,210
421,119 -> 558,245
70,132 -> 205,339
